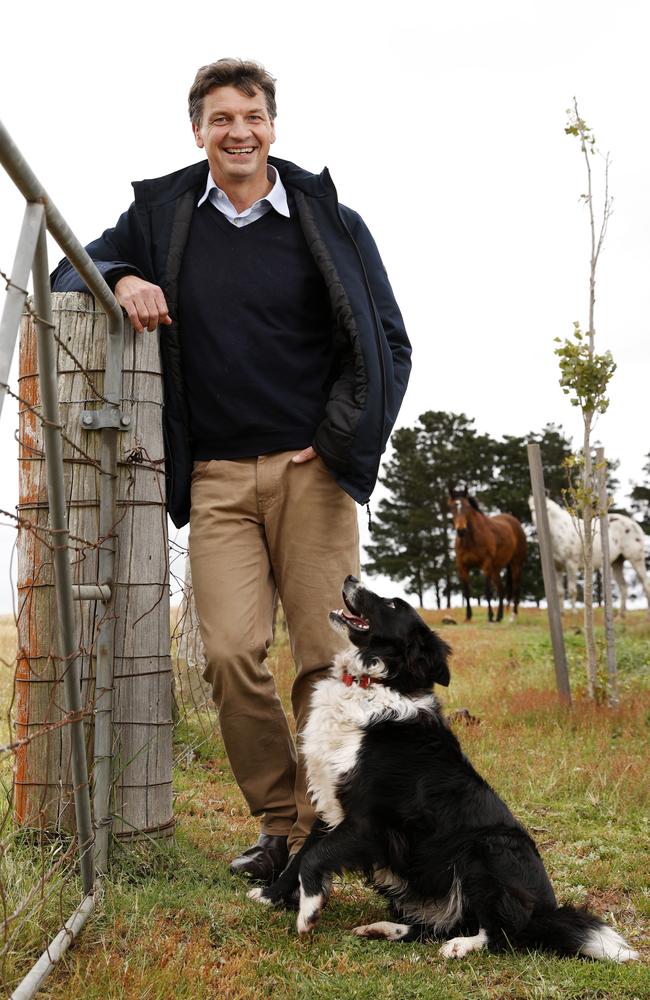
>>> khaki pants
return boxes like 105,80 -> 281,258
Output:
189,451 -> 360,851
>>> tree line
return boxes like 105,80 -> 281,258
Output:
364,411 -> 646,609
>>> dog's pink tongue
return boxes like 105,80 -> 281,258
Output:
341,610 -> 368,627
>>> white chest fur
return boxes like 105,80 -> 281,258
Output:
301,651 -> 436,829
301,678 -> 366,827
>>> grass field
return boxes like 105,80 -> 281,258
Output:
2,608 -> 649,998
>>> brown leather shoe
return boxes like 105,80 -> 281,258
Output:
229,834 -> 289,884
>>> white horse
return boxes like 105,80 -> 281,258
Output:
529,496 -> 650,615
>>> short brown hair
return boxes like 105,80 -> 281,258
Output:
188,58 -> 277,125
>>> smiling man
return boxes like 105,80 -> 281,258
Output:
193,86 -> 276,205
52,58 -> 411,883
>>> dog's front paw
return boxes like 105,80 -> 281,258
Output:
440,937 -> 467,958
247,887 -> 272,905
296,889 -> 326,935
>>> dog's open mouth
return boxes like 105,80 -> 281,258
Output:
334,609 -> 370,631
330,590 -> 370,632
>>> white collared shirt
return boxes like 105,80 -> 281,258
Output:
196,164 -> 290,227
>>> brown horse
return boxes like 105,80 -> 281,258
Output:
448,486 -> 527,622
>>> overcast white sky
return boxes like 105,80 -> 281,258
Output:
1,0 -> 649,609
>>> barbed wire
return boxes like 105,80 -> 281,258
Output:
0,703 -> 94,758
3,379 -> 105,472
2,268 -> 117,409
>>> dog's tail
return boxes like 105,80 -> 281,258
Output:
520,905 -> 638,962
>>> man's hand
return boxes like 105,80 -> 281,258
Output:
115,275 -> 173,332
292,446 -> 318,463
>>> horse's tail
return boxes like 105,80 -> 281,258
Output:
505,564 -> 513,602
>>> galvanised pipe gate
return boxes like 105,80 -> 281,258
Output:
0,118 -> 125,999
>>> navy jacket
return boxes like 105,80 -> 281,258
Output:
52,157 -> 411,527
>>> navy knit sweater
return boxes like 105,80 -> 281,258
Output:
178,203 -> 335,460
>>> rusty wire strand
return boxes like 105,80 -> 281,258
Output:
2,381 -> 104,471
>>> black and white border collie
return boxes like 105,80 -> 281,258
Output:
250,577 -> 638,962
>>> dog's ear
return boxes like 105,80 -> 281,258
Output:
406,624 -> 451,688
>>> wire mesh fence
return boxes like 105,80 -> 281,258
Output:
170,552 -> 218,765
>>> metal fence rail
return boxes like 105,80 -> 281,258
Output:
0,119 -> 123,998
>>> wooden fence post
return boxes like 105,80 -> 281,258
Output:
527,443 -> 572,704
595,446 -> 618,707
15,291 -> 173,841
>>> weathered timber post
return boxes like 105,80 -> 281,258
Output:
15,291 -> 173,842
527,443 -> 572,704
595,446 -> 618,707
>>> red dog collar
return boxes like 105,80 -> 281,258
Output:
342,671 -> 379,689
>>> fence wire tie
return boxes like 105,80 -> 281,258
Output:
0,266 -> 29,298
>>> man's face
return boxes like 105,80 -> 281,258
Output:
193,85 -> 276,190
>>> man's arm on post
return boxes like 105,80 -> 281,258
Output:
114,275 -> 172,333
50,202 -> 172,331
